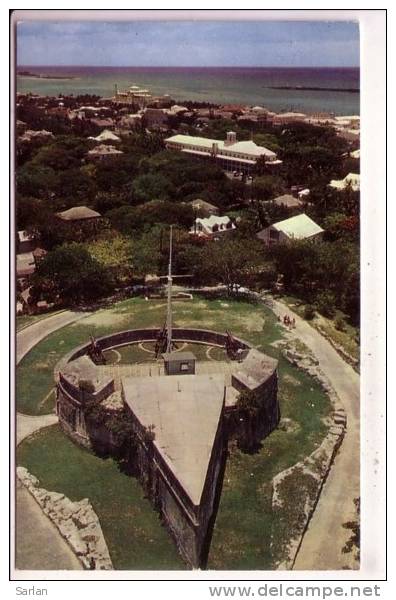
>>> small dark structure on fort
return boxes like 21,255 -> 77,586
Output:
55,227 -> 280,569
88,335 -> 106,365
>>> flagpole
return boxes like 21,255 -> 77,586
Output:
166,225 -> 173,353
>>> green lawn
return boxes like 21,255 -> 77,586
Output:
16,295 -> 331,569
17,425 -> 185,570
17,296 -> 280,415
208,359 -> 329,569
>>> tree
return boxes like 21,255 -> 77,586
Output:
200,237 -> 264,294
86,235 -> 134,283
16,164 -> 58,199
250,175 -> 285,201
106,201 -> 195,236
31,243 -> 113,304
131,173 -> 176,204
94,155 -> 139,193
27,135 -> 90,172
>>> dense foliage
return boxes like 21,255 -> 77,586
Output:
16,101 -> 360,326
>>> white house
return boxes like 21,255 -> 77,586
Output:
87,144 -> 123,161
257,213 -> 324,245
190,215 -> 236,239
89,129 -> 121,143
329,173 -> 360,192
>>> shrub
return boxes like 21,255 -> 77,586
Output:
315,292 -> 336,318
334,316 -> 346,331
303,304 -> 315,320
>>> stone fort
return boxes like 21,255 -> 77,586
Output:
55,228 -> 279,568
55,326 -> 279,568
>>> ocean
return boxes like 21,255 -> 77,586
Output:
16,66 -> 360,116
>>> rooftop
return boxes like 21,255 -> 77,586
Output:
258,213 -> 324,240
88,144 -> 123,157
17,252 -> 35,276
56,206 -> 102,221
18,230 -> 35,243
266,194 -> 305,209
89,129 -> 121,143
188,199 -> 219,213
329,172 -> 360,191
165,134 -> 276,158
122,374 -> 225,506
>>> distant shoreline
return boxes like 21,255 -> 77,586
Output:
17,71 -> 77,80
266,86 -> 359,93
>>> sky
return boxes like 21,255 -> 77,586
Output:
16,20 -> 360,68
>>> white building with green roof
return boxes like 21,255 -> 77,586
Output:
165,131 -> 281,174
257,213 -> 324,245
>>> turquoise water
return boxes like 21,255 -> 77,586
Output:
16,66 -> 360,115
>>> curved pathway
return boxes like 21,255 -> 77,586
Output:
271,299 -> 360,570
17,309 -> 91,364
16,310 -> 91,571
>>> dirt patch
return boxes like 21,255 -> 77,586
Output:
75,311 -> 128,328
34,361 -> 52,371
145,303 -> 167,310
174,317 -> 221,329
174,311 -> 265,333
282,373 -> 302,387
239,314 -> 265,332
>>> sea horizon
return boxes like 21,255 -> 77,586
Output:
16,65 -> 360,115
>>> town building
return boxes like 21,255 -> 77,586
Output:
55,206 -> 105,241
187,199 -> 219,217
16,232 -> 47,284
89,118 -> 115,130
17,230 -> 36,254
272,112 -> 307,125
143,108 -> 169,129
190,215 -> 236,239
165,131 -> 281,174
56,206 -> 102,224
113,84 -> 172,109
264,194 -> 307,210
87,144 -> 123,161
333,115 -> 360,130
16,252 -> 36,279
329,173 -> 360,192
18,129 -> 54,143
118,113 -> 143,130
89,129 -> 121,143
257,213 -> 324,245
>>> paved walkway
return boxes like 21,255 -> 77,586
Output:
17,413 -> 58,446
16,480 -> 82,571
271,299 -> 360,570
16,310 -> 90,572
17,310 -> 91,364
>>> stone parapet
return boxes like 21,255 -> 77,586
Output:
17,467 -> 113,570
